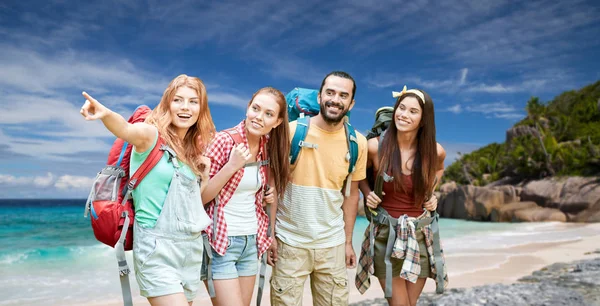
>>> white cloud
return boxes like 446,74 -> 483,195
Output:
33,173 -> 55,187
464,102 -> 524,120
465,102 -> 518,114
366,68 -> 558,96
55,175 -> 95,190
438,1 -> 600,66
459,68 -> 468,86
0,94 -> 111,136
466,83 -> 517,93
443,102 -> 523,120
493,113 -> 525,120
0,45 -> 168,96
446,104 -> 462,114
209,92 -> 250,108
366,69 -> 473,93
0,174 -> 31,185
0,94 -> 114,160
0,172 -> 55,188
0,172 -> 94,190
0,43 -> 250,160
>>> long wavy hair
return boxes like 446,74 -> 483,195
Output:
377,90 -> 437,207
247,87 -> 290,196
146,74 -> 215,175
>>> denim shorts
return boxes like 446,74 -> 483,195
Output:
202,234 -> 259,280
134,224 -> 204,301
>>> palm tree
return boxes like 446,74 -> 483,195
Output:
526,97 -> 555,176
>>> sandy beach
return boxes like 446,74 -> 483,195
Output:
88,222 -> 600,306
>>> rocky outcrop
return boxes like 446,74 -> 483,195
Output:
512,206 -> 567,222
520,177 -> 600,222
506,125 -> 540,145
490,201 -> 538,222
438,185 -> 513,221
490,185 -> 520,203
437,176 -> 600,223
351,257 -> 600,306
439,181 -> 457,194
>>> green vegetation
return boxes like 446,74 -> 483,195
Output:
444,81 -> 600,186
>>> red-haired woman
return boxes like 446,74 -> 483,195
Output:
80,74 -> 215,306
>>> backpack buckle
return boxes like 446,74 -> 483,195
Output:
382,172 -> 394,182
128,179 -> 137,190
298,140 -> 318,149
160,144 -> 177,158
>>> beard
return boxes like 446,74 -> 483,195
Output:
320,100 -> 349,124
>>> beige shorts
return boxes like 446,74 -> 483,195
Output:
270,238 -> 349,306
372,225 -> 430,279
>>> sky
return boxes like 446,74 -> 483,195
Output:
1,0 -> 599,198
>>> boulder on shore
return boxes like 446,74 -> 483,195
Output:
490,201 -> 538,222
437,176 -> 600,223
520,176 -> 600,222
512,206 -> 567,222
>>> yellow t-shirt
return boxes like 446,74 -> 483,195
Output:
276,120 -> 367,248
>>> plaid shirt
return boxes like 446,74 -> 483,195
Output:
204,121 -> 272,256
355,213 -> 449,293
393,215 -> 422,283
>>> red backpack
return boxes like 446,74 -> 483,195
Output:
84,105 -> 164,306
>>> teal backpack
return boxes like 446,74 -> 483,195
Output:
284,87 -> 359,196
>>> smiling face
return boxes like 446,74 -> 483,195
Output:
245,92 -> 283,137
394,96 -> 423,133
318,75 -> 355,124
169,86 -> 200,137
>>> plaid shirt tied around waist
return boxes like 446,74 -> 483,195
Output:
355,211 -> 449,294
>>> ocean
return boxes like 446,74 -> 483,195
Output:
1,199 -> 596,306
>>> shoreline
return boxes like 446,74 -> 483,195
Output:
87,223 -> 600,306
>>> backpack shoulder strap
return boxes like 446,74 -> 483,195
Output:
224,127 -> 270,168
374,131 -> 394,198
223,128 -> 244,144
341,121 -> 359,196
344,121 -> 359,174
290,116 -> 312,165
128,137 -> 165,190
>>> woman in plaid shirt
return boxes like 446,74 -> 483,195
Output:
360,87 -> 446,306
201,87 -> 290,306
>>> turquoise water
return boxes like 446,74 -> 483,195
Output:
0,200 -> 123,305
0,201 -> 97,264
1,200 -> 589,305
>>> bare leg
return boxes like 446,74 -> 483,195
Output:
406,278 -> 427,306
378,277 -> 411,306
204,278 -> 245,306
148,293 -> 189,306
239,275 -> 257,306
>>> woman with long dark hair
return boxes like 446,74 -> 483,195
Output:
201,87 -> 290,306
359,87 -> 446,306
